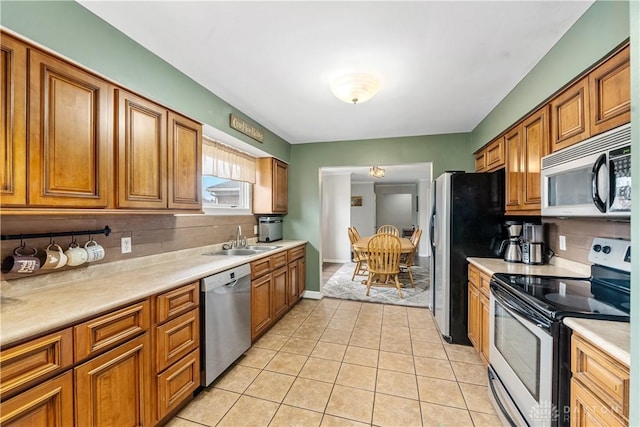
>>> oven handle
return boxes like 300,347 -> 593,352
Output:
491,284 -> 552,332
488,368 -> 518,427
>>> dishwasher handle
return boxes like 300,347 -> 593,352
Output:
202,264 -> 251,292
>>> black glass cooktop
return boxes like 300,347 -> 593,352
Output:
492,272 -> 630,321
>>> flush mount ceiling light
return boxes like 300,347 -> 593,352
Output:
330,73 -> 380,104
369,165 -> 385,178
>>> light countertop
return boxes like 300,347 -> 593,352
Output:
563,318 -> 630,367
467,256 -> 630,368
0,240 -> 306,348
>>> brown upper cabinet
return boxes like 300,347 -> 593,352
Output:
474,136 -> 505,172
0,34 -> 27,206
254,157 -> 288,214
505,106 -> 549,215
550,43 -> 630,153
0,31 -> 202,213
29,47 -> 112,208
589,45 -> 630,136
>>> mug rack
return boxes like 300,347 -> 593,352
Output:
1,226 -> 111,241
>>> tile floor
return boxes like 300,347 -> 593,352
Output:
167,298 -> 501,427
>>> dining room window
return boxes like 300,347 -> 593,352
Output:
202,136 -> 255,215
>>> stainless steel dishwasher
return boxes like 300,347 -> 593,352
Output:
201,263 -> 251,387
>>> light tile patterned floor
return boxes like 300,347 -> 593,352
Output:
167,298 -> 500,427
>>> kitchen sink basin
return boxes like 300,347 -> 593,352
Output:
202,246 -> 281,256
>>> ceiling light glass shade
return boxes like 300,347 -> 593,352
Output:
331,73 -> 380,104
369,165 -> 385,178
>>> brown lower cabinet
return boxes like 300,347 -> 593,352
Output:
467,263 -> 490,364
0,282 -> 201,427
251,244 -> 307,341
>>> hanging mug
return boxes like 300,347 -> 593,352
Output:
40,243 -> 68,270
84,239 -> 105,262
65,241 -> 89,266
2,245 -> 41,274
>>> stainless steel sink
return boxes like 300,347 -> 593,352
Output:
202,245 -> 282,256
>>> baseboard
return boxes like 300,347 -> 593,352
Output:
301,290 -> 322,300
323,259 -> 350,263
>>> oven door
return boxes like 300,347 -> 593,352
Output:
489,285 -> 554,427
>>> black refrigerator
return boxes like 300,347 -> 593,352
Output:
429,170 -> 504,344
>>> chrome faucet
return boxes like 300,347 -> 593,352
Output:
236,226 -> 246,248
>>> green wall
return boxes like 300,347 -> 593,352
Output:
286,133 -> 472,292
471,0 -> 630,150
0,0 -> 290,162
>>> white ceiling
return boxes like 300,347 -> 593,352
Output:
78,1 -> 594,145
323,163 -> 432,184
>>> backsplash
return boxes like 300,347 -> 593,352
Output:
543,218 -> 630,264
1,214 -> 257,280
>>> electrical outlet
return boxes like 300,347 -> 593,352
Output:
559,235 -> 567,251
121,236 -> 132,254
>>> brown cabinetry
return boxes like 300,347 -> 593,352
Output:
589,45 -> 630,136
550,77 -> 590,153
251,245 -> 306,341
168,111 -> 202,209
570,333 -> 629,426
0,371 -> 74,427
75,333 -> 151,427
254,157 -> 288,214
474,136 -> 505,173
0,33 -> 27,206
467,264 -> 490,364
505,106 -> 549,215
152,282 -> 200,424
28,49 -> 112,208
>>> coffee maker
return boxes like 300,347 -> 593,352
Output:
522,223 -> 545,265
500,221 -> 522,263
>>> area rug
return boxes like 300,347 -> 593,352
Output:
323,262 -> 431,307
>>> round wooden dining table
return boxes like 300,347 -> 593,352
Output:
353,236 -> 414,253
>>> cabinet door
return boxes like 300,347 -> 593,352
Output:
504,126 -> 522,210
29,49 -> 111,207
467,283 -> 479,350
297,257 -> 306,297
589,45 -> 630,136
0,371 -> 73,427
251,274 -> 272,340
273,158 -> 288,213
550,77 -> 590,152
474,151 -> 486,172
485,137 -> 505,171
156,348 -> 200,422
479,293 -> 490,364
0,33 -> 27,206
288,260 -> 300,305
117,89 -> 167,209
570,378 -> 625,427
75,333 -> 151,427
155,309 -> 199,372
521,106 -> 549,211
167,111 -> 201,209
272,266 -> 288,320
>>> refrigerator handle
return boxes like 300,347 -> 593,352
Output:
429,210 -> 436,250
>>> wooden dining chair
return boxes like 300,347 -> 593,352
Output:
366,233 -> 403,298
400,228 -> 422,287
376,224 -> 399,236
348,227 -> 368,280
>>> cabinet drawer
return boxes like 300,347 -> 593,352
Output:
288,245 -> 305,262
468,264 -> 480,286
74,300 -> 150,361
571,378 -> 626,427
272,252 -> 288,269
156,282 -> 199,324
0,371 -> 73,426
156,348 -> 200,421
479,272 -> 491,296
571,334 -> 629,419
0,328 -> 73,398
251,257 -> 272,280
155,309 -> 199,372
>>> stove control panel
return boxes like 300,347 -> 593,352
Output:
588,238 -> 631,272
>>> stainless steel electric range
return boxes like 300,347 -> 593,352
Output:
487,237 -> 631,427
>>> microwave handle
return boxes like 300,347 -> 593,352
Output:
591,153 -> 607,213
